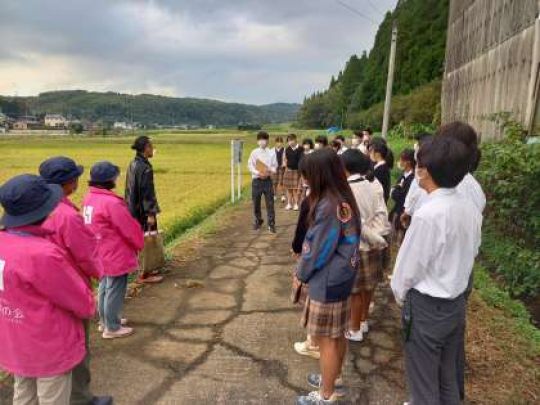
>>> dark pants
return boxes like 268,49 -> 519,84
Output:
457,273 -> 474,400
403,289 -> 466,405
252,178 -> 275,227
71,320 -> 93,405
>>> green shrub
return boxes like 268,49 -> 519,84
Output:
476,136 -> 540,248
475,116 -> 540,299
480,225 -> 540,298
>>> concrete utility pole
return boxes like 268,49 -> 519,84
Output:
382,22 -> 398,140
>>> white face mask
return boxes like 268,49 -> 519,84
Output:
314,143 -> 322,150
352,138 -> 360,146
303,145 -> 311,151
258,140 -> 268,148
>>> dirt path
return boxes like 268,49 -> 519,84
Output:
88,203 -> 406,404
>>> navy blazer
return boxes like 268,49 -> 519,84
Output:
374,163 -> 391,203
296,197 -> 360,302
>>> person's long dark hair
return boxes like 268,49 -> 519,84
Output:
370,137 -> 395,169
299,149 -> 361,230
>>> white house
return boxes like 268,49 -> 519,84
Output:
45,114 -> 68,128
113,121 -> 135,130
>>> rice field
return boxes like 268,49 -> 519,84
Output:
0,131 -> 256,238
0,130 -> 412,241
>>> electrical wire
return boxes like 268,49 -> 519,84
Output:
366,0 -> 385,17
334,0 -> 378,25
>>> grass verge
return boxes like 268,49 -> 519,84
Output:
466,264 -> 540,404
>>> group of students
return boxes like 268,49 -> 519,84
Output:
253,123 -> 485,404
0,136 -> 161,405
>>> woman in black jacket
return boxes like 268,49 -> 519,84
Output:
125,135 -> 163,284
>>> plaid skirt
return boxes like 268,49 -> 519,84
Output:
352,249 -> 383,293
381,235 -> 391,275
283,169 -> 301,190
301,297 -> 351,338
271,167 -> 285,187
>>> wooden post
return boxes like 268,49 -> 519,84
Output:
382,22 -> 398,140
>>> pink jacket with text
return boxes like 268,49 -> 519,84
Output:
43,197 -> 103,283
0,226 -> 95,377
82,187 -> 144,277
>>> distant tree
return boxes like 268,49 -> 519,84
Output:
69,122 -> 84,134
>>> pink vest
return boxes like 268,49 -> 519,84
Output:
0,227 -> 95,377
82,187 -> 144,277
43,197 -> 103,283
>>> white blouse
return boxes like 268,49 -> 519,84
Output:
348,175 -> 391,251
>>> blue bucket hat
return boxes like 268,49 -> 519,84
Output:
0,174 -> 63,228
39,156 -> 84,185
90,161 -> 120,183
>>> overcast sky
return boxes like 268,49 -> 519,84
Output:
0,0 -> 397,105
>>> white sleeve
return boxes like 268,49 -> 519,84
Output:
404,178 -> 421,215
390,216 -> 434,304
247,150 -> 259,177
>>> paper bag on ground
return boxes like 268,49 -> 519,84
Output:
140,230 -> 166,273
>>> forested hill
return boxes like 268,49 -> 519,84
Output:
298,0 -> 449,129
0,91 -> 300,126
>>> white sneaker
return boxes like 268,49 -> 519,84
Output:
293,204 -> 299,211
360,321 -> 369,335
281,196 -> 287,203
98,318 -> 127,332
294,340 -> 321,359
285,204 -> 292,210
102,326 -> 134,339
345,329 -> 363,342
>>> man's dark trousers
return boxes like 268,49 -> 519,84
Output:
252,178 -> 275,227
403,289 -> 466,405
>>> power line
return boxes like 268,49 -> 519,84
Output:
366,0 -> 385,17
334,0 -> 377,25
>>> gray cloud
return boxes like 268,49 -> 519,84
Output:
0,0 -> 397,104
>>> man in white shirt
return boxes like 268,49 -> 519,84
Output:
247,131 -> 278,233
401,122 -> 486,402
391,136 -> 482,405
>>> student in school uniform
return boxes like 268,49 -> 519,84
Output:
330,140 -> 342,154
0,175 -> 96,405
362,127 -> 373,149
247,131 -> 278,233
39,157 -> 112,405
389,149 -> 416,242
391,136 -> 482,405
302,138 -> 315,154
294,149 -> 361,405
291,196 -> 320,360
83,162 -> 144,339
314,135 -> 329,150
271,136 -> 286,203
401,133 -> 433,226
368,138 -> 394,204
283,133 -> 304,211
350,131 -> 363,151
333,135 -> 348,155
341,150 -> 391,342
